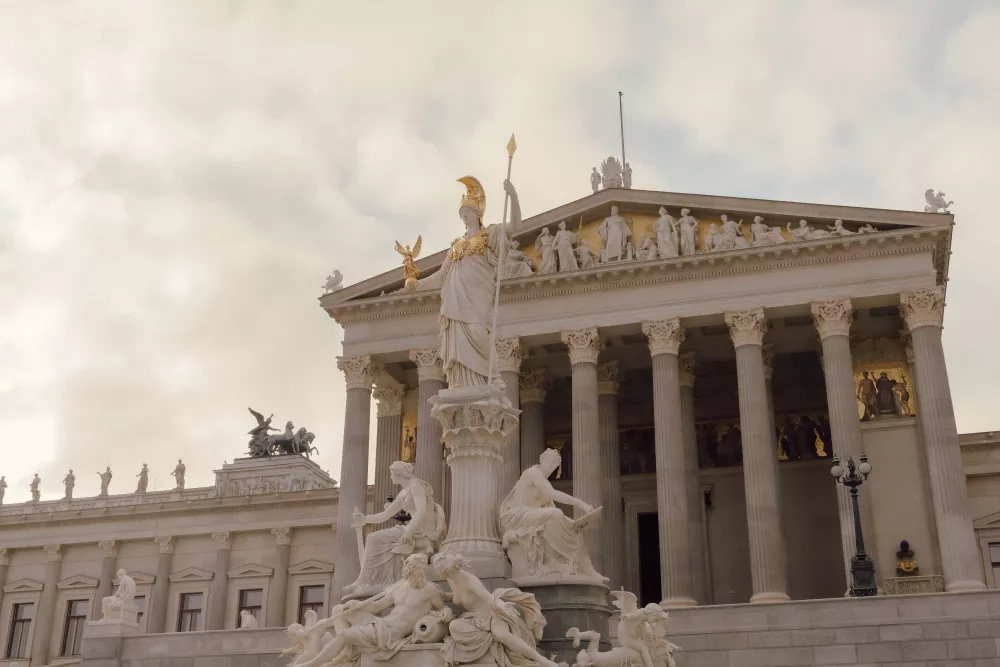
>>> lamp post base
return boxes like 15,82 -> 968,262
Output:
849,553 -> 878,597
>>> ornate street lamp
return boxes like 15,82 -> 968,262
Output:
830,454 -> 877,597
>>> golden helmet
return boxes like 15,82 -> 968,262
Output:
457,176 -> 486,217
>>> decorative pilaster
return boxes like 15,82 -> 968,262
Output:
561,328 -> 604,574
266,528 -> 292,627
147,536 -> 174,633
206,532 -> 232,630
92,540 -> 119,620
410,348 -> 446,499
597,360 -> 625,590
30,545 -> 63,666
811,299 -> 878,588
373,384 -> 405,527
332,354 -> 376,600
679,352 -> 709,604
519,369 -> 548,472
725,309 -> 789,602
642,319 -> 695,606
0,549 -> 9,631
900,288 -> 985,591
496,337 -> 525,501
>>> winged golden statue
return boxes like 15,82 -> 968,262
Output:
395,235 -> 422,290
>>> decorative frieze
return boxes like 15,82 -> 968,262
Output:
725,308 -> 767,348
212,532 -> 231,550
679,352 -> 697,388
337,355 -> 377,391
271,527 -> 292,546
900,287 -> 945,331
811,299 -> 854,340
409,347 -> 445,383
98,540 -> 118,557
561,328 -> 601,365
519,368 -> 549,404
597,360 -> 621,395
494,337 -> 525,374
642,318 -> 685,357
153,536 -> 174,554
373,385 -> 405,418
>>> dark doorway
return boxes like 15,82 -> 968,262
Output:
637,512 -> 661,607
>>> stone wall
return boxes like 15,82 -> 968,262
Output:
81,628 -> 287,667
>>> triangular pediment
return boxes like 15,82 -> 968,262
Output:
169,566 -> 214,582
3,578 -> 44,593
115,571 -> 155,586
973,510 -> 1000,529
289,559 -> 333,575
57,574 -> 99,590
228,563 -> 274,579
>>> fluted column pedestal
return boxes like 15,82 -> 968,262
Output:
373,385 -> 405,528
431,384 -> 520,580
680,353 -> 710,604
30,544 -> 62,666
597,361 -> 625,591
332,355 -> 376,600
496,338 -> 525,502
725,309 -> 789,603
812,300 -> 878,586
266,528 -> 291,627
901,288 -> 985,592
147,537 -> 173,633
410,348 -> 446,500
561,328 -> 604,574
92,541 -> 119,620
643,320 -> 696,607
519,369 -> 548,471
207,532 -> 231,630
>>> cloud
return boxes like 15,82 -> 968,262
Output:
0,1 -> 998,502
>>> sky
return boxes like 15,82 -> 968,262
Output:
2,1 -> 999,502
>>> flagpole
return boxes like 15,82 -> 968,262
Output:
618,91 -> 626,168
487,134 -> 517,385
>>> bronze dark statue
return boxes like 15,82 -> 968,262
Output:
246,407 -> 318,458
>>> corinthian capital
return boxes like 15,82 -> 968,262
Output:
408,347 -> 445,383
212,532 -> 232,550
337,355 -> 377,391
642,319 -> 685,357
494,337 -> 525,374
373,384 -> 405,418
43,544 -> 63,561
98,540 -> 118,557
725,309 -> 767,348
519,368 -> 549,404
810,299 -> 854,340
0,548 -> 9,566
561,328 -> 601,365
153,536 -> 175,554
900,287 -> 945,331
679,352 -> 697,388
762,344 -> 775,381
271,527 -> 292,546
597,361 -> 620,395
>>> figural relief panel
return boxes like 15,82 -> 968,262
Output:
852,337 -> 915,421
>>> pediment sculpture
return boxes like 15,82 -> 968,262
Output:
566,589 -> 680,667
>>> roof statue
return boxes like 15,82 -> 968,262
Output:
247,407 -> 317,458
924,189 -> 953,214
322,270 -> 344,294
600,156 -> 623,189
394,237 -> 422,290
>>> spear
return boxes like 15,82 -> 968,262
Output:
487,133 -> 517,385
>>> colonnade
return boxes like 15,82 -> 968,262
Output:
334,287 -> 985,603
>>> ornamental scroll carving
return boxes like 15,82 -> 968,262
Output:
373,385 -> 405,418
642,319 -> 685,357
900,287 -> 945,331
561,328 -> 601,365
494,337 -> 525,374
811,299 -> 854,340
336,355 -> 377,391
725,309 -> 767,348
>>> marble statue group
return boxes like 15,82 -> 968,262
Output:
6,460 -> 189,505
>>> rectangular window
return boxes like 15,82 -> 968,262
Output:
60,599 -> 90,656
237,589 -> 263,627
134,595 -> 147,629
177,592 -> 203,632
5,602 -> 34,659
298,585 -> 325,624
990,543 -> 1000,586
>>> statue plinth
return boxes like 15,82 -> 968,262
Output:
430,384 -> 519,580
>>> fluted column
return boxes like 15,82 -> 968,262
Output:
597,361 -> 625,591
0,549 -> 9,631
725,309 -> 789,602
410,348 -> 446,499
30,544 -> 62,666
643,320 -> 696,607
332,354 -> 376,599
519,369 -> 548,471
373,384 -> 405,526
92,540 -> 118,620
680,353 -> 709,604
561,328 -> 604,574
496,338 -> 525,502
266,528 -> 292,627
148,536 -> 174,633
207,532 -> 231,630
812,299 -> 878,585
901,288 -> 986,591
762,345 -> 777,454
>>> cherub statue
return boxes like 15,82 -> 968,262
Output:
395,236 -> 423,290
567,589 -> 679,667
924,189 -> 953,214
322,270 -> 344,294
